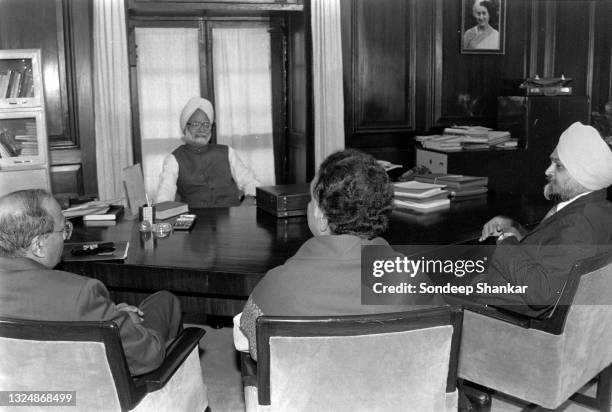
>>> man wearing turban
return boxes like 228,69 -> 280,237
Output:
474,122 -> 612,317
156,96 -> 261,208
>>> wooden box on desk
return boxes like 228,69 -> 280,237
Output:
416,147 -> 528,195
256,183 -> 311,218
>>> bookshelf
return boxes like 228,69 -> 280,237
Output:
0,49 -> 51,197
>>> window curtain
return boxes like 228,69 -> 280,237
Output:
93,0 -> 133,200
311,0 -> 345,168
134,28 -> 200,199
212,27 -> 275,186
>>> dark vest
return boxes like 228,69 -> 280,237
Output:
173,144 -> 241,208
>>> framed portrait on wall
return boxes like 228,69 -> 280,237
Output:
461,0 -> 506,54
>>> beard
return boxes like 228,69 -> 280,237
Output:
544,178 -> 584,202
183,131 -> 211,147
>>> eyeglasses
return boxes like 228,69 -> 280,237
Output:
47,220 -> 73,240
187,121 -> 211,130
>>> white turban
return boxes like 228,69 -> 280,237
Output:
180,97 -> 214,133
556,122 -> 612,191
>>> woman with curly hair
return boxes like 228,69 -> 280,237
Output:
234,149 -> 444,360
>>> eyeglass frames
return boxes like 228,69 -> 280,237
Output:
47,220 -> 73,240
187,121 -> 212,130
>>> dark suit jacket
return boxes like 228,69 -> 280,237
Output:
473,189 -> 612,317
0,257 -> 165,375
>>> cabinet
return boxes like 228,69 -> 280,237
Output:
0,49 -> 51,197
415,148 -> 527,195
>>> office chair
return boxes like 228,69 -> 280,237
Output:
458,250 -> 612,411
243,306 -> 463,412
0,318 -> 208,411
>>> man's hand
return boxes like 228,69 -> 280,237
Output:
117,302 -> 144,324
479,216 -> 516,242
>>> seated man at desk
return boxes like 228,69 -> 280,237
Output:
0,189 -> 183,375
156,96 -> 261,207
234,149 -> 444,360
474,122 -> 612,317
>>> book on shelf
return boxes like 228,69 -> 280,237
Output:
62,241 -> 129,262
413,174 -> 488,190
393,181 -> 447,199
394,197 -> 451,213
83,205 -> 124,221
0,131 -> 20,156
153,200 -> 189,220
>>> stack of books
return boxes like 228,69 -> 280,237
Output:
413,174 -> 488,199
153,201 -> 189,220
416,126 -> 515,152
393,181 -> 450,213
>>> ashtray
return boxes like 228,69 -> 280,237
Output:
152,222 -> 173,238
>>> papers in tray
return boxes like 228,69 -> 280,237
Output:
62,198 -> 124,219
393,181 -> 447,199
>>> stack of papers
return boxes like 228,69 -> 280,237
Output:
417,126 -> 514,152
393,181 -> 450,213
62,199 -> 124,219
413,174 -> 488,199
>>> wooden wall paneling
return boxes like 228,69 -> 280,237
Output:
286,12 -> 309,183
351,0 -> 415,140
415,0 -> 441,133
270,16 -> 288,184
341,0 -> 416,167
590,0 -> 611,112
63,0 -> 94,196
553,1 -> 592,98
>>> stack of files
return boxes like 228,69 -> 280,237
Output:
393,181 -> 451,213
413,174 -> 488,199
418,127 -> 513,152
495,138 -> 518,148
419,135 -> 464,151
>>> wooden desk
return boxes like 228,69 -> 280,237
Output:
59,193 -> 550,321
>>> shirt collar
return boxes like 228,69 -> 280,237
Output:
555,191 -> 592,213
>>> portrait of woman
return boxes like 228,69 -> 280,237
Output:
461,0 -> 506,54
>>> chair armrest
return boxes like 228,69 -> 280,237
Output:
134,327 -> 206,392
445,295 -> 531,328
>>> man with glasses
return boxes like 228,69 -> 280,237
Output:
156,96 -> 261,207
0,189 -> 183,376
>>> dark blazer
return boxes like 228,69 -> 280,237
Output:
473,189 -> 612,317
0,257 -> 166,375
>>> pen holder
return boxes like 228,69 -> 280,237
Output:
139,205 -> 155,225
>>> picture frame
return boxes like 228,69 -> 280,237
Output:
461,0 -> 506,54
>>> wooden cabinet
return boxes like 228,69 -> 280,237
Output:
0,49 -> 51,197
416,96 -> 590,196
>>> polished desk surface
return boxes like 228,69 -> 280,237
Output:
60,193 -> 551,318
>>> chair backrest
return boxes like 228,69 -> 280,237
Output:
255,306 -> 463,411
0,317 -> 146,411
528,248 -> 612,334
